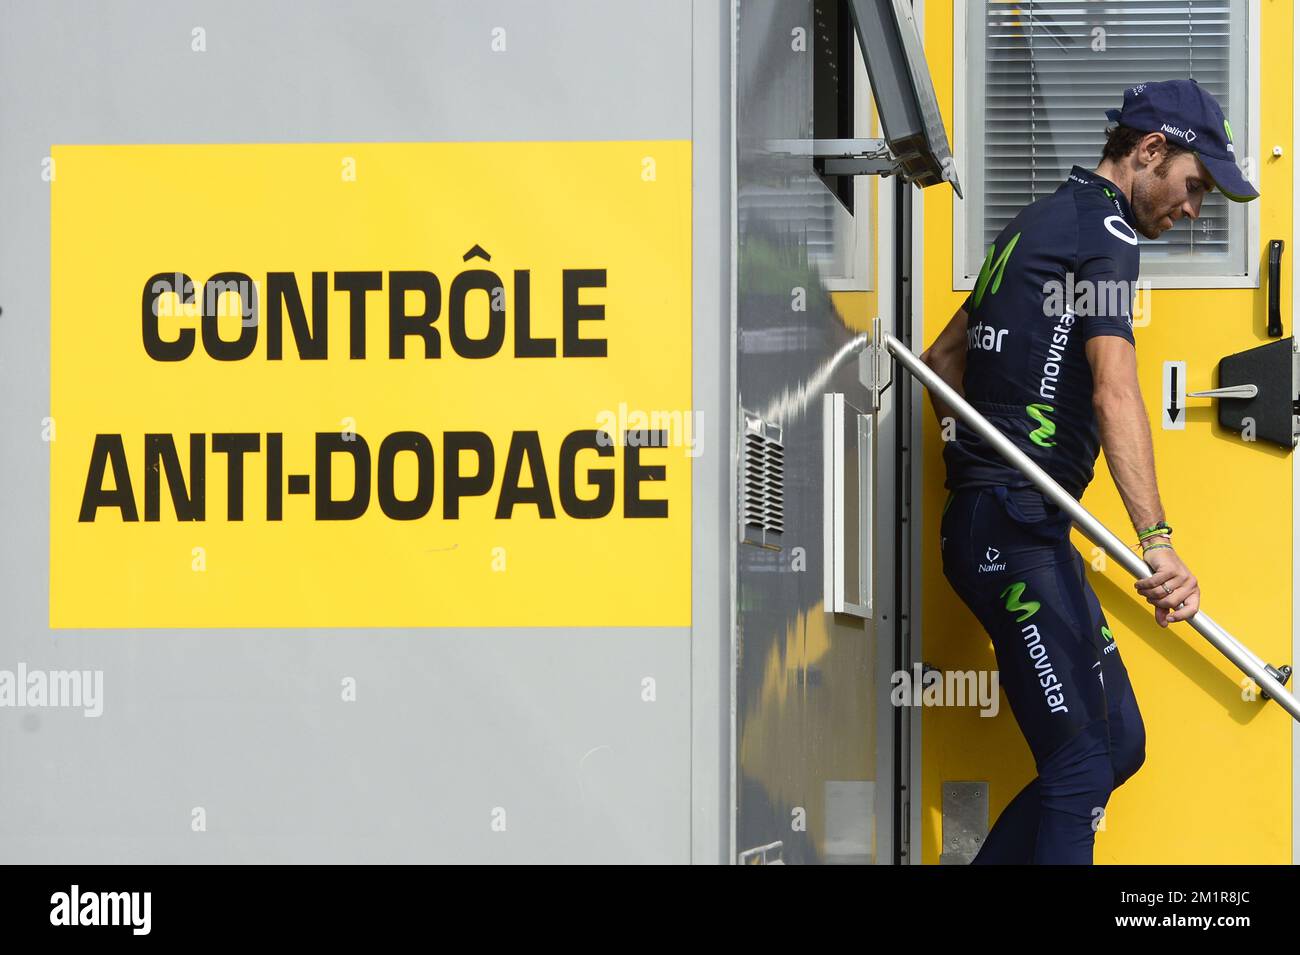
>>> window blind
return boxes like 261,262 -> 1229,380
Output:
974,0 -> 1248,276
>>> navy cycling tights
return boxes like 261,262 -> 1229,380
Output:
940,485 -> 1147,864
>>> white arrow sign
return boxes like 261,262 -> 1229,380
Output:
1162,360 -> 1186,430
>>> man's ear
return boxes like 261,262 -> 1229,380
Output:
1136,131 -> 1167,170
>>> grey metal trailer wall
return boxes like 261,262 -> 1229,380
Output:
0,0 -> 731,864
733,0 -> 903,864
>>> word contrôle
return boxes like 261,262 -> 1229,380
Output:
142,265 -> 609,362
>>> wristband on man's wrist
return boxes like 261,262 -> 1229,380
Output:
1137,521 -> 1172,544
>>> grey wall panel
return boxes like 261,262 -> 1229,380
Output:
0,0 -> 718,863
0,0 -> 693,143
2,632 -> 692,863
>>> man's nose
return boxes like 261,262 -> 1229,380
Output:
1182,193 -> 1204,219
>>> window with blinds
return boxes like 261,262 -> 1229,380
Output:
961,0 -> 1251,282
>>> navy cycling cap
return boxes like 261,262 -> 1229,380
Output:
1104,78 -> 1259,202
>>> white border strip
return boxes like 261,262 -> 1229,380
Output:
728,0 -> 739,866
1291,0 -> 1298,869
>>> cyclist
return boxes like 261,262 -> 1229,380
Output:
919,79 -> 1259,864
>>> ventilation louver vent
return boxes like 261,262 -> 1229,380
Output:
740,409 -> 784,550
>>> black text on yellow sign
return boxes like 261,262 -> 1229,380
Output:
80,268 -> 670,524
50,142 -> 691,628
80,428 -> 673,523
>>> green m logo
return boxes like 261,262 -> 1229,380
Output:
1000,581 -> 1040,622
972,232 -> 1022,309
1101,625 -> 1114,642
1224,118 -> 1233,143
1025,403 -> 1056,448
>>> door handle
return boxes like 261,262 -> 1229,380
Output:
1268,239 -> 1284,337
1187,384 -> 1258,399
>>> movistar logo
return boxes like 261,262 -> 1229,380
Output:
967,320 -> 1009,353
1000,581 -> 1040,622
972,232 -> 1021,309
1025,403 -> 1057,448
1101,624 -> 1117,654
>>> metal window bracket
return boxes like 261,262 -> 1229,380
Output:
816,137 -> 900,178
744,137 -> 913,182
743,0 -> 966,196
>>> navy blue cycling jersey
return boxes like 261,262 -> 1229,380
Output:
944,165 -> 1141,500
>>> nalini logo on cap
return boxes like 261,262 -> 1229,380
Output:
1160,123 -> 1196,142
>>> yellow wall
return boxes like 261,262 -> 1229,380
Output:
919,1 -> 1294,863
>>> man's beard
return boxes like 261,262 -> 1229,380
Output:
1131,167 -> 1174,240
1133,179 -> 1164,240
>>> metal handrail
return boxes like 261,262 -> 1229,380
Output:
881,331 -> 1300,723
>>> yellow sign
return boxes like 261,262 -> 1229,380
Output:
50,142 -> 692,628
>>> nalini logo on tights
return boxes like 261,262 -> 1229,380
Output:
1025,403 -> 1056,448
1000,581 -> 1040,622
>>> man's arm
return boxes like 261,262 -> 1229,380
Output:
919,305 -> 969,426
1086,334 -> 1200,625
1086,335 -> 1165,531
